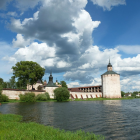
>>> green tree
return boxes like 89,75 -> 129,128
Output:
0,84 -> 9,102
2,82 -> 8,88
60,81 -> 68,88
132,91 -> 138,97
12,61 -> 45,89
0,84 -> 3,95
121,91 -> 125,97
54,87 -> 70,101
0,78 -> 4,85
0,78 -> 5,88
7,76 -> 17,89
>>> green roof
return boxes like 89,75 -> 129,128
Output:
45,84 -> 58,87
45,82 -> 58,87
101,70 -> 119,76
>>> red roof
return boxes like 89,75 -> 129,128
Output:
68,85 -> 102,92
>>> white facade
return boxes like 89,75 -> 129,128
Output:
70,92 -> 102,99
44,87 -> 58,98
27,83 -> 42,90
101,74 -> 121,98
101,61 -> 121,98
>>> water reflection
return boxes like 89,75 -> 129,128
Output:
102,100 -> 122,106
0,99 -> 140,140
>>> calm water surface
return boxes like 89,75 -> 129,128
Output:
0,99 -> 140,140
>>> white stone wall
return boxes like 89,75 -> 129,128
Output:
44,87 -> 58,98
2,87 -> 59,100
102,74 -> 121,98
70,92 -> 102,99
2,90 -> 45,100
27,83 -> 43,90
3,89 -> 102,100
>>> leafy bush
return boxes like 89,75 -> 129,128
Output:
54,87 -> 70,101
36,94 -> 47,101
36,92 -> 50,101
19,92 -> 36,102
0,94 -> 9,102
45,92 -> 50,100
0,84 -> 8,102
37,85 -> 42,90
121,91 -> 125,97
0,84 -> 3,95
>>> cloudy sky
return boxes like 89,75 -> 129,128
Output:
0,0 -> 140,92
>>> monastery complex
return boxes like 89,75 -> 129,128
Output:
2,61 -> 121,99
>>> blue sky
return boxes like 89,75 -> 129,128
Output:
0,0 -> 140,92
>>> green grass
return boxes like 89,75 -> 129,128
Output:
0,114 -> 104,140
1,97 -> 136,104
1,99 -> 58,104
71,97 -> 135,101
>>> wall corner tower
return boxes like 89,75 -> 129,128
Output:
101,60 -> 121,98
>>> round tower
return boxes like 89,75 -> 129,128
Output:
101,60 -> 121,98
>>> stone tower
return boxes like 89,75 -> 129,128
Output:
46,71 -> 58,87
101,60 -> 121,98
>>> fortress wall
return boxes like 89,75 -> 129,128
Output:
102,74 -> 121,98
3,89 -> 102,100
70,92 -> 102,99
2,87 -> 58,99
2,90 -> 46,100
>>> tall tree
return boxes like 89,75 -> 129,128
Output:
0,78 -> 6,88
60,81 -> 68,88
12,61 -> 45,89
121,91 -> 125,97
9,76 -> 16,89
0,78 -> 4,85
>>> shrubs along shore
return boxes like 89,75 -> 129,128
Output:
0,91 -> 138,104
19,92 -> 50,102
0,96 -> 137,104
0,114 -> 104,140
0,87 -> 71,103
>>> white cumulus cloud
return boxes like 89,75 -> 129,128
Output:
12,34 -> 32,48
91,0 -> 126,11
117,45 -> 140,54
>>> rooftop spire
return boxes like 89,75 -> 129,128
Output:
107,58 -> 112,67
107,58 -> 112,71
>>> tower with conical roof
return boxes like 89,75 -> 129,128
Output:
101,60 -> 121,98
45,71 -> 58,87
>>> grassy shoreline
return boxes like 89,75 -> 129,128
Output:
1,97 -> 137,104
0,114 -> 104,140
72,97 -> 137,101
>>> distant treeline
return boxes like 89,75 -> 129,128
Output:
121,91 -> 140,97
0,77 -> 26,90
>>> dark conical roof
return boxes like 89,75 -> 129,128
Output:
107,59 -> 112,67
45,71 -> 58,87
101,59 -> 119,76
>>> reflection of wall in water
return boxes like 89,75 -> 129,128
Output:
100,100 -> 125,136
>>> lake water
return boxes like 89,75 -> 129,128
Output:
0,99 -> 140,140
